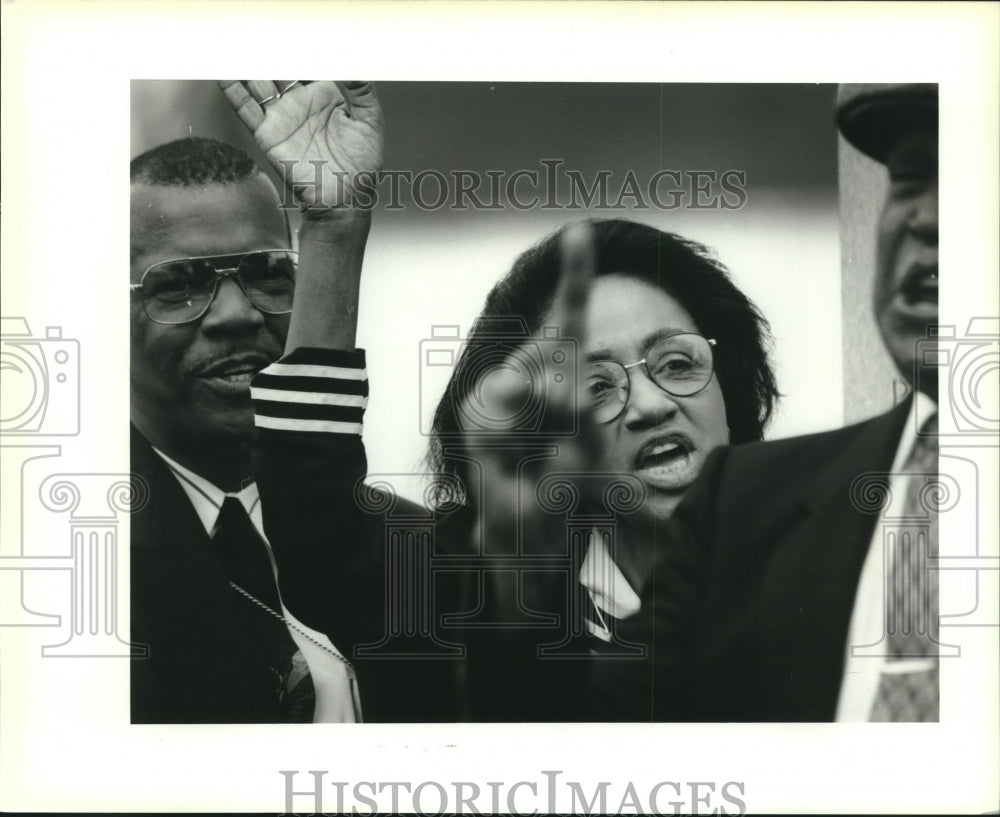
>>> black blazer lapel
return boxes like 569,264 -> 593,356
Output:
130,426 -> 279,723
754,401 -> 911,720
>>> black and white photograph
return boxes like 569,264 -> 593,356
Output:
2,2 -> 997,814
128,78 -> 848,728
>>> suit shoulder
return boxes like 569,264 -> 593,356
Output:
699,408 -> 906,512
129,425 -> 170,495
724,410 -> 896,472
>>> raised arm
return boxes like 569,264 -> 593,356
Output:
218,80 -> 386,636
220,81 -> 460,721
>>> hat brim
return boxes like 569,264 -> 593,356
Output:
837,86 -> 938,164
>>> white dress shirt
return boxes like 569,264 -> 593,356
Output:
151,448 -> 361,723
835,391 -> 938,721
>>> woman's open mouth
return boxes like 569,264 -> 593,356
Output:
632,434 -> 699,491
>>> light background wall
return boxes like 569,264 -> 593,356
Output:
839,138 -> 907,421
132,80 -> 860,501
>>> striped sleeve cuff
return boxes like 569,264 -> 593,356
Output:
251,347 -> 368,436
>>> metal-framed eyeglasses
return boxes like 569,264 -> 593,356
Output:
585,332 -> 718,424
129,249 -> 297,325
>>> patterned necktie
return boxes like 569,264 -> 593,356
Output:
870,413 -> 939,722
213,496 -> 315,722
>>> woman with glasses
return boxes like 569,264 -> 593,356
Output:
428,218 -> 779,721
226,80 -> 779,721
429,218 -> 777,517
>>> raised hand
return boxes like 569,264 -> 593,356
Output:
460,226 -> 648,611
218,80 -> 382,350
218,80 -> 383,209
461,223 -> 600,477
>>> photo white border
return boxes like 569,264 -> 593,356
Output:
1,2 -> 997,813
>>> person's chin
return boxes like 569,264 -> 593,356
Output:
881,309 -> 938,388
197,405 -> 256,445
635,469 -> 700,520
642,488 -> 686,520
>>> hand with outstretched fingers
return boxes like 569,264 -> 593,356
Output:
461,225 -> 649,615
218,80 -> 383,209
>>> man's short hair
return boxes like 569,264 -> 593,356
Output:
131,136 -> 262,187
130,137 -> 290,251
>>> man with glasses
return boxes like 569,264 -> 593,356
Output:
129,136 -> 363,723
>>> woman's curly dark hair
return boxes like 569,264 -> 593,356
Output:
426,218 -> 779,508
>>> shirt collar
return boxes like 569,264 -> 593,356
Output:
150,447 -> 262,537
579,534 -> 641,620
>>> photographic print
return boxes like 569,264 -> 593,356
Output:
2,2 -> 997,814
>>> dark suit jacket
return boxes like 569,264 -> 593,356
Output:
620,399 -> 911,722
254,423 -> 668,723
130,425 -> 284,723
133,422 -> 460,723
253,427 -> 463,722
